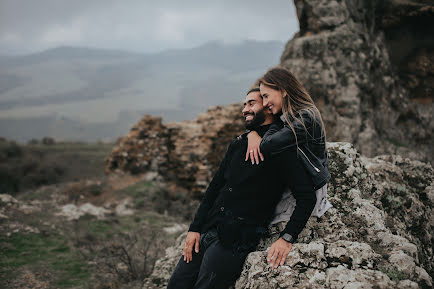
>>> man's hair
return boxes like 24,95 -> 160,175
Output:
246,87 -> 260,96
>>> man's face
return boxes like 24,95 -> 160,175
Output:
242,91 -> 267,130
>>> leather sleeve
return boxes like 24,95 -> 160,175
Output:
260,116 -> 310,155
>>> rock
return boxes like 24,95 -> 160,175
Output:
0,194 -> 18,204
414,266 -> 432,288
106,105 -> 245,197
115,198 -> 134,216
280,0 -> 433,165
142,232 -> 187,289
162,223 -> 188,235
397,280 -> 419,289
143,142 -> 433,289
56,203 -> 110,220
325,266 -> 394,289
388,251 -> 415,276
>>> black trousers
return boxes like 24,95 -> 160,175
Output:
167,229 -> 250,289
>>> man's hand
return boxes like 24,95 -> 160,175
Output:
183,232 -> 200,263
267,237 -> 292,269
245,131 -> 264,164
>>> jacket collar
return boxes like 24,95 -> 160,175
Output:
255,124 -> 272,138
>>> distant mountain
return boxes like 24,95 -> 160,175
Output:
0,40 -> 284,142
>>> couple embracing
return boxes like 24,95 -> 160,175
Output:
167,66 -> 331,289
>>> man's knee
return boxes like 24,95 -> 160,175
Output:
167,254 -> 202,289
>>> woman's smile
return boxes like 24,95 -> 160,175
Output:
260,83 -> 283,115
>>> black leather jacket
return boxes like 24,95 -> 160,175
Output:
259,112 -> 330,190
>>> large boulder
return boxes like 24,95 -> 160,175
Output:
143,142 -> 433,289
280,0 -> 433,165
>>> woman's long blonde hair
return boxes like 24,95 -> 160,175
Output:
258,66 -> 326,146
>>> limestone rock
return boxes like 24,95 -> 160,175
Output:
280,0 -> 433,165
143,142 -> 433,289
56,203 -> 110,220
0,194 -> 18,204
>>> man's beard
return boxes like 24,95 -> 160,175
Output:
245,109 -> 266,130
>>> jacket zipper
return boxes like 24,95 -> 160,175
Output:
298,147 -> 320,172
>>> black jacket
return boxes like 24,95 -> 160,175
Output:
260,112 -> 330,190
189,124 -> 317,249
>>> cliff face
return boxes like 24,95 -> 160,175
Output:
143,143 -> 433,289
280,0 -> 433,164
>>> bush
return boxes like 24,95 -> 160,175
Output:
42,137 -> 56,145
0,140 -> 22,160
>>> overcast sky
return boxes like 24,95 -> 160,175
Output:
0,0 -> 298,55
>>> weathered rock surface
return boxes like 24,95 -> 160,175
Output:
143,142 -> 433,289
280,0 -> 433,164
106,104 -> 245,197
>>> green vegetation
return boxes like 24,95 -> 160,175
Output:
0,194 -> 183,288
0,138 -> 114,195
379,266 -> 407,282
0,232 -> 90,288
0,139 -> 192,288
121,180 -> 154,199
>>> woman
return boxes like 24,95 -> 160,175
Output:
245,66 -> 330,259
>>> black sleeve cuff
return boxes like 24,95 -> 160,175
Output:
188,223 -> 201,233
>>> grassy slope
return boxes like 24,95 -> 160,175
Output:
0,179 -> 190,289
0,140 -> 194,288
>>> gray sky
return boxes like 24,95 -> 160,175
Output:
0,0 -> 298,55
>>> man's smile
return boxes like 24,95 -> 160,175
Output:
244,112 -> 254,121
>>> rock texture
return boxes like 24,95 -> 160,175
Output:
143,142 -> 433,289
106,104 -> 245,198
280,0 -> 433,164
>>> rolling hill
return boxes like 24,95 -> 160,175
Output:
0,40 -> 284,142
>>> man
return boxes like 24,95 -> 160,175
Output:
167,88 -> 317,289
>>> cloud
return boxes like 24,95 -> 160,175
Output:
0,0 -> 298,54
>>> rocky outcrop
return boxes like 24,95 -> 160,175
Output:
280,0 -> 433,164
143,142 -> 433,289
106,1 -> 433,197
106,104 -> 245,198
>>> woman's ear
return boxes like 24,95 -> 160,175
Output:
281,89 -> 288,98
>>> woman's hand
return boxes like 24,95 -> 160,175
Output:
245,131 -> 264,164
267,238 -> 292,269
183,232 -> 200,263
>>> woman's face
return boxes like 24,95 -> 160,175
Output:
260,83 -> 283,115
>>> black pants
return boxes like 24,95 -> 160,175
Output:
167,229 -> 250,289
